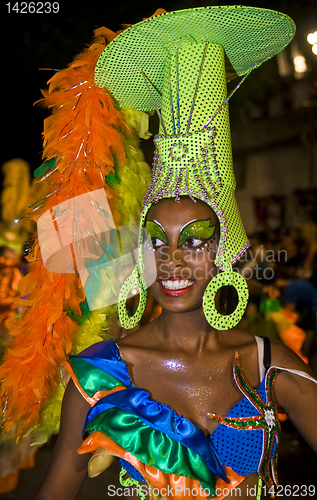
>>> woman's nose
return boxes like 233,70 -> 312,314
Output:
158,246 -> 186,273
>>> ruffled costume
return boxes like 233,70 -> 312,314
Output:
62,340 -> 240,499
61,339 -> 317,499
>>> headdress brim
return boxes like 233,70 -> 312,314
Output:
94,5 -> 295,111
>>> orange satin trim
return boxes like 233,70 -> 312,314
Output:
214,467 -> 245,499
63,360 -> 126,406
78,431 -> 245,499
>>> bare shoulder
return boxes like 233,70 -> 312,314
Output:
270,340 -> 316,378
118,320 -> 157,348
268,344 -> 317,452
270,341 -> 317,418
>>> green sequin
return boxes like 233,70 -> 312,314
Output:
119,467 -> 147,500
145,220 -> 168,245
178,219 -> 216,247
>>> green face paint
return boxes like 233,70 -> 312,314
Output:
177,219 -> 216,248
145,220 -> 168,246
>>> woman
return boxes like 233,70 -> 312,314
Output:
35,194 -> 317,500
23,5 -> 317,499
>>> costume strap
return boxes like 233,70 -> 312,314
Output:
255,336 -> 271,382
270,366 -> 317,384
263,337 -> 272,373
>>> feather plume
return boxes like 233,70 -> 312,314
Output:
1,159 -> 48,239
28,114 -> 152,443
0,27 -> 151,437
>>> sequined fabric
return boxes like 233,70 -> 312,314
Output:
209,355 -> 279,485
94,6 -> 295,271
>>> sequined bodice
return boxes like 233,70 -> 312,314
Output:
209,369 -> 279,481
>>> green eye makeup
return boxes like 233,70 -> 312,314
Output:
145,220 -> 168,245
145,219 -> 216,249
177,219 -> 216,248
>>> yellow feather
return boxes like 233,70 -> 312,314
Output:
1,159 -> 32,222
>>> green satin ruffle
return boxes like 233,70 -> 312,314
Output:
85,407 -> 217,493
70,357 -> 125,398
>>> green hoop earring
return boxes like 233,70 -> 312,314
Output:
118,267 -> 147,329
202,271 -> 249,330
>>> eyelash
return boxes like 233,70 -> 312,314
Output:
183,238 -> 205,249
151,237 -> 209,250
151,237 -> 166,249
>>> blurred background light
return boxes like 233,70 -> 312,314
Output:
294,55 -> 308,73
307,31 -> 317,45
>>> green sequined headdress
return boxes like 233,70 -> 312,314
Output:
94,5 -> 295,273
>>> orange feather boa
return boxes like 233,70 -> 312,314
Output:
0,27 -> 130,436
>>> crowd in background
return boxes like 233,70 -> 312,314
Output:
238,189 -> 317,373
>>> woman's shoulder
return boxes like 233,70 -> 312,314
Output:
269,340 -> 317,418
117,320 -> 160,350
270,340 -> 315,377
226,332 -> 311,371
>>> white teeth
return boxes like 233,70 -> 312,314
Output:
161,279 -> 194,289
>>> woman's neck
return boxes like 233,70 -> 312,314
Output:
153,307 -> 219,353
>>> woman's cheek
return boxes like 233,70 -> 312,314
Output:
192,253 -> 217,281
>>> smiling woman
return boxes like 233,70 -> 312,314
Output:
146,198 -> 218,308
5,5 -> 316,500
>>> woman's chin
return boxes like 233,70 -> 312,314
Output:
154,293 -> 204,314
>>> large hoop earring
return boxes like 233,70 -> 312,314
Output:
118,267 -> 147,329
202,271 -> 248,330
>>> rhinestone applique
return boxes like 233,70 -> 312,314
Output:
264,409 -> 276,432
145,126 -> 221,205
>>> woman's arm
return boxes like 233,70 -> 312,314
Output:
34,380 -> 91,500
272,342 -> 317,453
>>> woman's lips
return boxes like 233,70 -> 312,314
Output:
158,278 -> 195,296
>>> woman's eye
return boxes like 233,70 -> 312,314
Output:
183,238 -> 205,249
151,237 -> 166,249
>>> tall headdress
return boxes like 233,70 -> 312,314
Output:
93,6 -> 295,329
